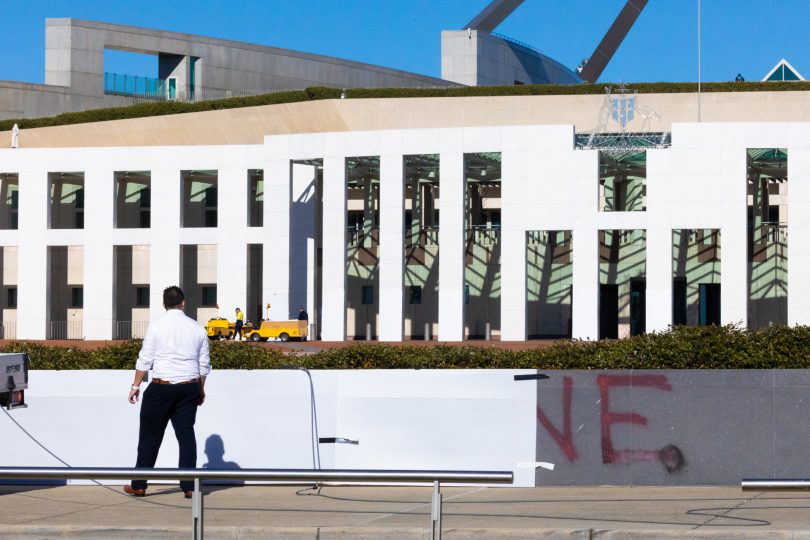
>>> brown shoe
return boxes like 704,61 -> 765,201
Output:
184,490 -> 193,499
124,485 -> 146,497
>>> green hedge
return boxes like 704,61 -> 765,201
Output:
8,324 -> 810,370
2,81 -> 809,132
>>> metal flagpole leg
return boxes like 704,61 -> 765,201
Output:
430,480 -> 442,540
192,477 -> 204,540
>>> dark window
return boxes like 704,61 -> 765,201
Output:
348,211 -> 364,232
204,186 -> 217,207
71,287 -> 83,308
139,188 -> 151,228
464,285 -> 470,305
202,286 -> 217,306
361,285 -> 374,305
6,287 -> 16,308
673,278 -> 687,325
409,285 -> 422,305
203,187 -> 217,227
75,188 -> 84,209
75,189 -> 85,229
136,287 -> 150,307
9,190 -> 18,229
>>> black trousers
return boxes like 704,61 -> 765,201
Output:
132,382 -> 200,492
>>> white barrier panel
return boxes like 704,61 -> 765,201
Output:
0,370 -> 538,487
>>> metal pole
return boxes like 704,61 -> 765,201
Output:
697,0 -> 701,122
430,480 -> 442,540
366,322 -> 372,341
192,476 -> 203,540
424,322 -> 430,341
485,321 -> 491,341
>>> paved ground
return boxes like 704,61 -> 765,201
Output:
1,484 -> 809,539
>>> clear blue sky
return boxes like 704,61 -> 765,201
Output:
2,1 -> 808,85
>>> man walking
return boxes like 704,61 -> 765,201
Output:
125,286 -> 211,498
233,307 -> 244,341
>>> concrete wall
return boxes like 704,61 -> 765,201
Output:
10,91 -> 810,149
2,18 -> 457,120
1,369 -> 537,487
441,30 -> 581,86
3,369 -> 810,486
535,370 -> 810,485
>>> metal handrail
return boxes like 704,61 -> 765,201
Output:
742,479 -> 810,491
0,467 -> 512,540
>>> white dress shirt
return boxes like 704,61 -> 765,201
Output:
136,309 -> 211,383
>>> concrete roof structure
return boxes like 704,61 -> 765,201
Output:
4,2 -> 648,120
5,90 -> 810,148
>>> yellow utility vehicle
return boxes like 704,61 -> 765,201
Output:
206,318 -> 249,339
245,320 -> 308,342
206,317 -> 307,342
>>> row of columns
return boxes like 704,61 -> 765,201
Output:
267,148 -> 758,342
13,167 -> 261,340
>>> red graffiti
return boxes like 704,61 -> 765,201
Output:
597,374 -> 672,465
536,376 -> 577,462
536,373 -> 684,472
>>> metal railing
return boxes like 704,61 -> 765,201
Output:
104,72 -> 303,103
742,479 -> 810,491
113,320 -> 149,340
0,321 -> 16,339
47,321 -> 83,340
0,467 -> 512,540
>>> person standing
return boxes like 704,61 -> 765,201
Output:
297,307 -> 308,321
234,307 -> 244,341
125,286 -> 211,498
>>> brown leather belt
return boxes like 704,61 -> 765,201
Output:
151,378 -> 200,385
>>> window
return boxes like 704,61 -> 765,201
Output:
409,285 -> 422,305
599,151 -> 646,212
71,287 -> 83,308
202,286 -> 217,307
49,173 -> 85,229
204,186 -> 217,227
361,285 -> 374,305
74,188 -> 85,229
135,287 -> 150,307
182,170 -> 217,228
8,188 -> 18,230
248,170 -> 264,227
464,285 -> 470,305
139,188 -> 151,228
115,172 -> 151,229
6,288 -> 16,308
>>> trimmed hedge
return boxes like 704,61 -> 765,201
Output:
7,324 -> 810,370
2,81 -> 810,132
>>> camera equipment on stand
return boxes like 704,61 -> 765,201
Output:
0,353 -> 30,410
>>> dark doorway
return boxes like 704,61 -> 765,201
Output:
599,284 -> 619,339
673,277 -> 687,325
699,284 -> 721,326
630,279 -> 646,336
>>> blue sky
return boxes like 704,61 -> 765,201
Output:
2,1 -> 808,85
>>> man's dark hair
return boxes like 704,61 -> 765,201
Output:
163,286 -> 185,309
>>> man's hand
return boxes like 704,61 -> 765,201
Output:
128,387 -> 140,404
198,389 -> 206,406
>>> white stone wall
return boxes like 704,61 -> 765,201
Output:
1,369 -> 538,487
0,123 -> 808,339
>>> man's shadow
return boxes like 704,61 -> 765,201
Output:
202,434 -> 243,492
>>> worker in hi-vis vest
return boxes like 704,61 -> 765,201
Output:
234,307 -> 244,341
